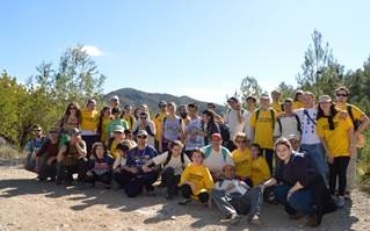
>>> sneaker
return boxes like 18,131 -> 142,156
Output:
336,196 -> 345,208
305,215 -> 319,227
220,213 -> 240,225
178,198 -> 191,205
249,214 -> 262,227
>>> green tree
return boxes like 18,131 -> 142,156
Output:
297,29 -> 345,96
239,76 -> 263,100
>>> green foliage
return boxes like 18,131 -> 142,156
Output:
0,45 -> 106,148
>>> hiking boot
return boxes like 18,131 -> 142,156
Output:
178,198 -> 191,205
305,215 -> 319,227
249,214 -> 262,227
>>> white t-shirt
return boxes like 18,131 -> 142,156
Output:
225,109 -> 247,140
294,108 -> 320,145
274,115 -> 300,138
202,147 -> 234,174
185,117 -> 204,151
215,179 -> 249,195
152,151 -> 191,175
243,110 -> 254,141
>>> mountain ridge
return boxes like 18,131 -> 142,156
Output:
104,87 -> 225,114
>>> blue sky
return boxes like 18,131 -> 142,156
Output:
1,0 -> 370,104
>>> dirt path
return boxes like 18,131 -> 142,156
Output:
0,165 -> 369,231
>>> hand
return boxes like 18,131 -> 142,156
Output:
142,166 -> 152,173
327,154 -> 334,164
130,167 -> 139,174
47,157 -> 56,166
86,171 -> 93,177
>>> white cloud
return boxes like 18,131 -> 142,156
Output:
81,45 -> 103,57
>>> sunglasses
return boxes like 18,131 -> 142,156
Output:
137,136 -> 147,139
33,129 -> 41,132
140,117 -> 147,119
69,107 -> 77,109
336,93 -> 348,97
49,131 -> 59,134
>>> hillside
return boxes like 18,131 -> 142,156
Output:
105,88 -> 226,114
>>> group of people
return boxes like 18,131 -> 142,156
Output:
22,85 -> 369,227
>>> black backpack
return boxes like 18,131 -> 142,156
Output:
163,150 -> 185,168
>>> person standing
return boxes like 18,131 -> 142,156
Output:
316,95 -> 355,207
224,97 -> 247,151
334,86 -> 369,195
249,94 -> 276,173
294,92 -> 328,180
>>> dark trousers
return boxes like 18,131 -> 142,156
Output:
123,170 -> 160,197
161,167 -> 181,198
180,184 -> 209,204
113,170 -> 132,187
262,148 -> 274,173
39,155 -> 57,179
328,156 -> 350,196
57,158 -> 86,183
84,172 -> 111,185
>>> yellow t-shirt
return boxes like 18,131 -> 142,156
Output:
123,115 -> 136,130
180,163 -> 214,196
250,156 -> 270,186
101,117 -> 111,143
250,109 -> 276,149
231,148 -> 252,178
336,103 -> 365,123
271,102 -> 283,115
109,139 -> 120,159
292,101 -> 304,110
316,113 -> 353,157
81,109 -> 98,131
153,112 -> 168,141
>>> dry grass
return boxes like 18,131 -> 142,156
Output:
0,144 -> 23,160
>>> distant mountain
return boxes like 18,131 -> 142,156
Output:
104,88 -> 226,114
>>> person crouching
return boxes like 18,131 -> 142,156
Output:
82,142 -> 114,188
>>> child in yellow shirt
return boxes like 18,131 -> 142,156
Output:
250,143 -> 270,187
179,149 -> 214,206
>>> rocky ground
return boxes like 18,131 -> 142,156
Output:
0,163 -> 369,231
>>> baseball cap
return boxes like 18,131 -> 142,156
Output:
69,128 -> 81,136
137,130 -> 148,137
114,125 -> 125,133
211,133 -> 222,140
110,95 -> 119,102
319,95 -> 332,103
227,96 -> 239,103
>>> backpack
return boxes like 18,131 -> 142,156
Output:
203,145 -> 229,161
277,114 -> 301,135
255,108 -> 276,130
347,105 -> 361,131
163,150 -> 185,168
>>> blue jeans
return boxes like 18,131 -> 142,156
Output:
274,184 -> 315,216
211,187 -> 263,218
301,143 -> 328,179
